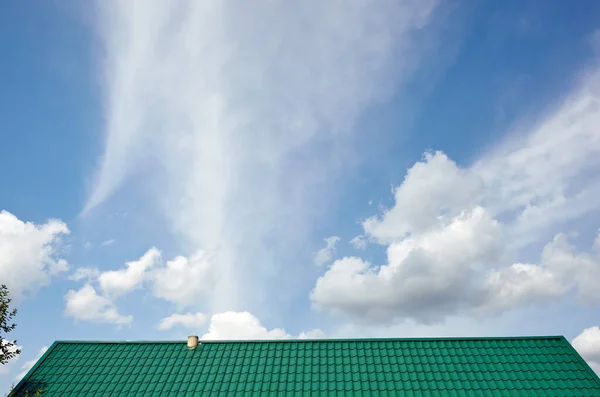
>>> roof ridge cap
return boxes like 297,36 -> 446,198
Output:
52,335 -> 565,344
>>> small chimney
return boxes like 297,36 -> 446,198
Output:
188,335 -> 199,349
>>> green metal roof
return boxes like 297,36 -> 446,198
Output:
12,336 -> 600,396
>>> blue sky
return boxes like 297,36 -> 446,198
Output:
3,0 -> 600,390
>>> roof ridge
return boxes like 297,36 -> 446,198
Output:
53,335 -> 565,344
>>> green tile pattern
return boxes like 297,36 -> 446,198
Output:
13,336 -> 600,396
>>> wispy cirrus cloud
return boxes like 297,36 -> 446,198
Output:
314,236 -> 340,266
87,0 -> 442,313
100,239 -> 115,247
473,68 -> 600,245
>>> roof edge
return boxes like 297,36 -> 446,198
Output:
50,335 -> 565,344
559,336 -> 600,387
11,341 -> 59,395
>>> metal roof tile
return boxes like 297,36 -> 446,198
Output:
10,336 -> 600,396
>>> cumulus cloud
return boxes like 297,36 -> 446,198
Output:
16,346 -> 48,381
202,312 -> 290,340
310,64 -> 600,325
0,210 -> 69,299
314,236 -> 340,266
312,143 -> 600,324
484,233 -> 600,312
99,247 -> 161,297
158,312 -> 207,331
88,0 -> 441,313
312,206 -> 504,324
540,233 -> 600,303
64,248 -> 215,327
364,152 -> 484,243
201,311 -> 324,341
311,153 -> 501,324
482,263 -> 566,312
152,251 -> 214,307
573,326 -> 600,375
64,284 -> 132,326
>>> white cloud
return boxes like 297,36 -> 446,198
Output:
473,68 -> 600,245
64,284 -> 132,326
64,249 -> 159,327
539,233 -> 600,303
99,247 -> 161,297
315,219 -> 600,325
350,235 -> 367,250
484,233 -> 600,312
364,152 -> 484,244
68,267 -> 100,282
482,263 -> 566,312
158,312 -> 207,331
314,236 -> 340,266
202,312 -> 291,340
101,239 -> 116,247
201,311 -> 324,341
312,143 -> 600,324
311,64 -> 600,325
312,206 -> 504,324
87,0 -> 441,313
65,248 -> 214,327
573,326 -> 600,375
298,329 -> 327,339
152,251 -> 214,307
0,210 -> 70,299
15,346 -> 48,381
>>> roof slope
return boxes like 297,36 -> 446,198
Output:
12,336 -> 600,396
